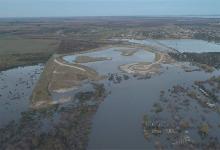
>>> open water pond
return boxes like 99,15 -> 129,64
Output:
63,47 -> 155,74
158,39 -> 220,53
128,39 -> 220,53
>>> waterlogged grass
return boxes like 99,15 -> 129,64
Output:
154,52 -> 161,62
0,82 -> 106,150
197,63 -> 215,73
0,53 -> 52,71
75,55 -> 110,63
198,123 -> 209,136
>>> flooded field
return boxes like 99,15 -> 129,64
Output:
158,39 -> 220,53
1,40 -> 220,149
0,65 -> 44,127
60,43 -> 220,149
88,64 -> 220,149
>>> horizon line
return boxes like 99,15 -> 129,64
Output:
0,14 -> 220,20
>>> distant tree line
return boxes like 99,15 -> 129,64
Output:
193,33 -> 220,43
169,52 -> 220,69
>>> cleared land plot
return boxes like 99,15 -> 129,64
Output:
0,38 -> 58,54
0,38 -> 59,70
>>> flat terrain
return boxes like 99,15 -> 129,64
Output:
0,38 -> 59,70
0,17 -> 220,150
0,17 -> 220,71
0,38 -> 57,54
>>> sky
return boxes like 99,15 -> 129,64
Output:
0,0 -> 220,18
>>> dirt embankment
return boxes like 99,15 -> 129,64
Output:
31,43 -> 175,107
31,55 -> 103,108
120,52 -> 175,75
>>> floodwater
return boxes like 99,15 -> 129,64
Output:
128,39 -> 220,53
1,41 -> 220,149
87,63 -> 220,149
0,64 -> 44,128
61,44 -> 220,148
63,47 -> 155,74
128,39 -> 174,52
158,39 -> 220,53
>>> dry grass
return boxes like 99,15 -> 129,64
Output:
31,55 -> 103,108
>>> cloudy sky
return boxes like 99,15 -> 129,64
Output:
0,0 -> 220,17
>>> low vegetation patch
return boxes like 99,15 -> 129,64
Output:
169,52 -> 220,71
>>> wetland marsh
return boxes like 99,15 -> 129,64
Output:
0,64 -> 44,127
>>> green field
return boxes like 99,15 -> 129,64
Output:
0,38 -> 58,55
0,38 -> 59,70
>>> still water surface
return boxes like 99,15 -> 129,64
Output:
0,65 -> 44,128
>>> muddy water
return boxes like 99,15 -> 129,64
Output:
0,64 -> 44,128
87,63 -> 220,149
